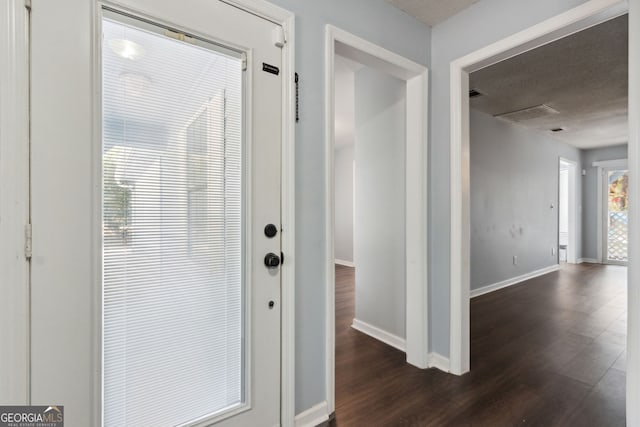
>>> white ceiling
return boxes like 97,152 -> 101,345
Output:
386,0 -> 480,27
469,14 -> 628,150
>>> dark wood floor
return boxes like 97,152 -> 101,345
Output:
332,263 -> 627,426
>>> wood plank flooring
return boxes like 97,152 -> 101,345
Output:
331,263 -> 627,426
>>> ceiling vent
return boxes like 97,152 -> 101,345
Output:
469,89 -> 484,98
494,104 -> 559,122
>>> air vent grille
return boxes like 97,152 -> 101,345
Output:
494,104 -> 559,122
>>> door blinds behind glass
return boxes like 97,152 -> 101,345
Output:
102,12 -> 244,427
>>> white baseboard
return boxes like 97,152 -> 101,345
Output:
428,352 -> 450,372
578,258 -> 600,264
335,259 -> 354,267
351,318 -> 406,352
470,264 -> 561,299
294,401 -> 329,427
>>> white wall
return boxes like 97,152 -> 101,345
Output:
334,146 -> 354,263
354,66 -> 406,339
334,57 -> 356,264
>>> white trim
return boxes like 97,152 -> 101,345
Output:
334,259 -> 355,267
325,24 -> 429,415
578,258 -> 600,264
559,158 -> 578,264
596,159 -> 628,265
294,401 -> 330,427
278,9 -> 296,427
0,0 -> 30,405
627,1 -> 640,423
470,265 -> 561,299
428,353 -> 450,372
351,318 -> 407,352
449,0 -> 629,378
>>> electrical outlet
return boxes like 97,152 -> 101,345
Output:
513,255 -> 518,265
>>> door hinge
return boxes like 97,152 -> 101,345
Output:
24,0 -> 31,10
25,223 -> 32,260
241,52 -> 247,71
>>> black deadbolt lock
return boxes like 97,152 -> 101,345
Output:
264,224 -> 278,238
264,252 -> 281,268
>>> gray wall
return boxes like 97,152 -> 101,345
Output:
430,0 -> 592,357
335,145 -> 354,263
262,0 -> 431,413
354,67 -> 406,339
470,110 -> 582,290
581,144 -> 629,260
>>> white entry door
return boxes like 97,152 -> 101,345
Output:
30,1 -> 283,426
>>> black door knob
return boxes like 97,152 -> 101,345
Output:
264,252 -> 281,268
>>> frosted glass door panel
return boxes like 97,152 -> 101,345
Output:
102,14 -> 244,427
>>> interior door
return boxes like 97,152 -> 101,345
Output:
30,1 -> 282,426
603,168 -> 629,265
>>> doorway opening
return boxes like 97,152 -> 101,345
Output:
450,0 -> 638,423
333,52 -> 408,353
450,0 -> 632,376
559,158 -> 578,264
325,25 -> 429,416
596,159 -> 630,265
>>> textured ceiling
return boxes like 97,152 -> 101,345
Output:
386,0 -> 479,27
470,14 -> 628,150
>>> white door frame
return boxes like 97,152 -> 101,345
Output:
2,0 -> 297,425
0,0 -> 30,405
324,25 -> 429,415
595,158 -> 629,265
450,0 -> 640,423
559,157 -> 578,264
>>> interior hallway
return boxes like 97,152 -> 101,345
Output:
333,263 -> 627,426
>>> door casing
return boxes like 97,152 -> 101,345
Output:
0,0 -> 30,405
324,24 -> 430,417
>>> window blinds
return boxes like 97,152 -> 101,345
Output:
102,13 -> 244,426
